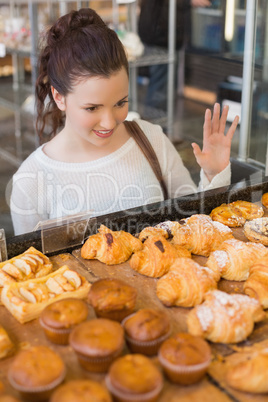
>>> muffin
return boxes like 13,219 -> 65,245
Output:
122,308 -> 171,355
50,379 -> 112,402
39,298 -> 88,345
106,354 -> 163,402
158,332 -> 211,385
88,278 -> 137,322
8,345 -> 66,401
69,318 -> 125,373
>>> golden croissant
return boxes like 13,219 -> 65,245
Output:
156,258 -> 217,307
81,225 -> 143,265
172,214 -> 233,257
129,235 -> 191,278
244,255 -> 268,308
226,348 -> 268,393
206,238 -> 268,282
187,290 -> 265,343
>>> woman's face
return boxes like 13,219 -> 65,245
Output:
59,68 -> 129,146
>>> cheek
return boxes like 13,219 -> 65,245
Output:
117,106 -> 129,122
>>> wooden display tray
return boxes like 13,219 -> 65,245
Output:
2,210 -> 268,401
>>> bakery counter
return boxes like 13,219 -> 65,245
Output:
2,177 -> 268,400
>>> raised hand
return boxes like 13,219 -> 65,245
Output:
191,103 -> 239,182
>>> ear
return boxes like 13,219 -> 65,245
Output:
51,86 -> 66,111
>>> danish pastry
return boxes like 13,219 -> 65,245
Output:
156,258 -> 217,307
1,266 -> 91,323
244,255 -> 268,308
206,238 -> 268,281
187,290 -> 265,343
210,200 -> 264,227
0,247 -> 53,300
172,214 -> 233,257
0,326 -> 14,359
129,235 -> 191,278
244,217 -> 268,246
261,192 -> 268,208
226,348 -> 268,393
81,225 -> 142,265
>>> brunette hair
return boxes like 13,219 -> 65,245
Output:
35,8 -> 129,141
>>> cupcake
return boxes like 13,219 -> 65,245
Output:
158,332 -> 212,385
88,278 -> 137,322
69,318 -> 125,373
39,298 -> 89,345
122,308 -> 171,356
8,345 -> 66,401
50,379 -> 112,402
106,354 -> 163,402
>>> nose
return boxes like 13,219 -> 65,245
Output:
100,109 -> 117,129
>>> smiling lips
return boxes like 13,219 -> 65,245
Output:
93,129 -> 114,138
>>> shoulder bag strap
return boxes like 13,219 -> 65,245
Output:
124,120 -> 168,200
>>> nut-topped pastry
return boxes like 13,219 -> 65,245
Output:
88,278 -> 137,322
244,217 -> 268,246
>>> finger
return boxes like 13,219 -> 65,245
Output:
203,108 -> 212,140
211,103 -> 221,134
192,142 -> 202,158
226,115 -> 239,141
219,105 -> 229,134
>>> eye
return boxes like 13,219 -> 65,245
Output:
116,100 -> 128,108
85,106 -> 98,112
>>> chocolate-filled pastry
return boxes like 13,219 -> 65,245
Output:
157,258 -> 217,307
187,290 -> 265,344
172,214 -> 233,257
244,217 -> 268,246
206,238 -> 268,282
81,225 -> 143,265
138,221 -> 181,242
129,235 -> 191,278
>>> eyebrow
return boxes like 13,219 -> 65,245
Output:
82,95 -> 129,107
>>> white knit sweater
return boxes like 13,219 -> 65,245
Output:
10,119 -> 231,235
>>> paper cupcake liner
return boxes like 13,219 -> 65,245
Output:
75,347 -> 123,373
105,374 -> 163,402
8,366 -> 66,401
39,317 -> 72,345
122,315 -> 171,356
158,352 -> 211,385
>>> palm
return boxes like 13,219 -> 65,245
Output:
192,103 -> 239,181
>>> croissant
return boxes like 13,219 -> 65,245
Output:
244,255 -> 268,308
226,348 -> 268,393
187,290 -> 265,343
206,238 -> 268,282
129,235 -> 191,278
156,258 -> 217,307
81,225 -> 143,265
172,214 -> 233,257
138,221 -> 181,242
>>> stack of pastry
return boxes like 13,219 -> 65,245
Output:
171,214 -> 233,257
